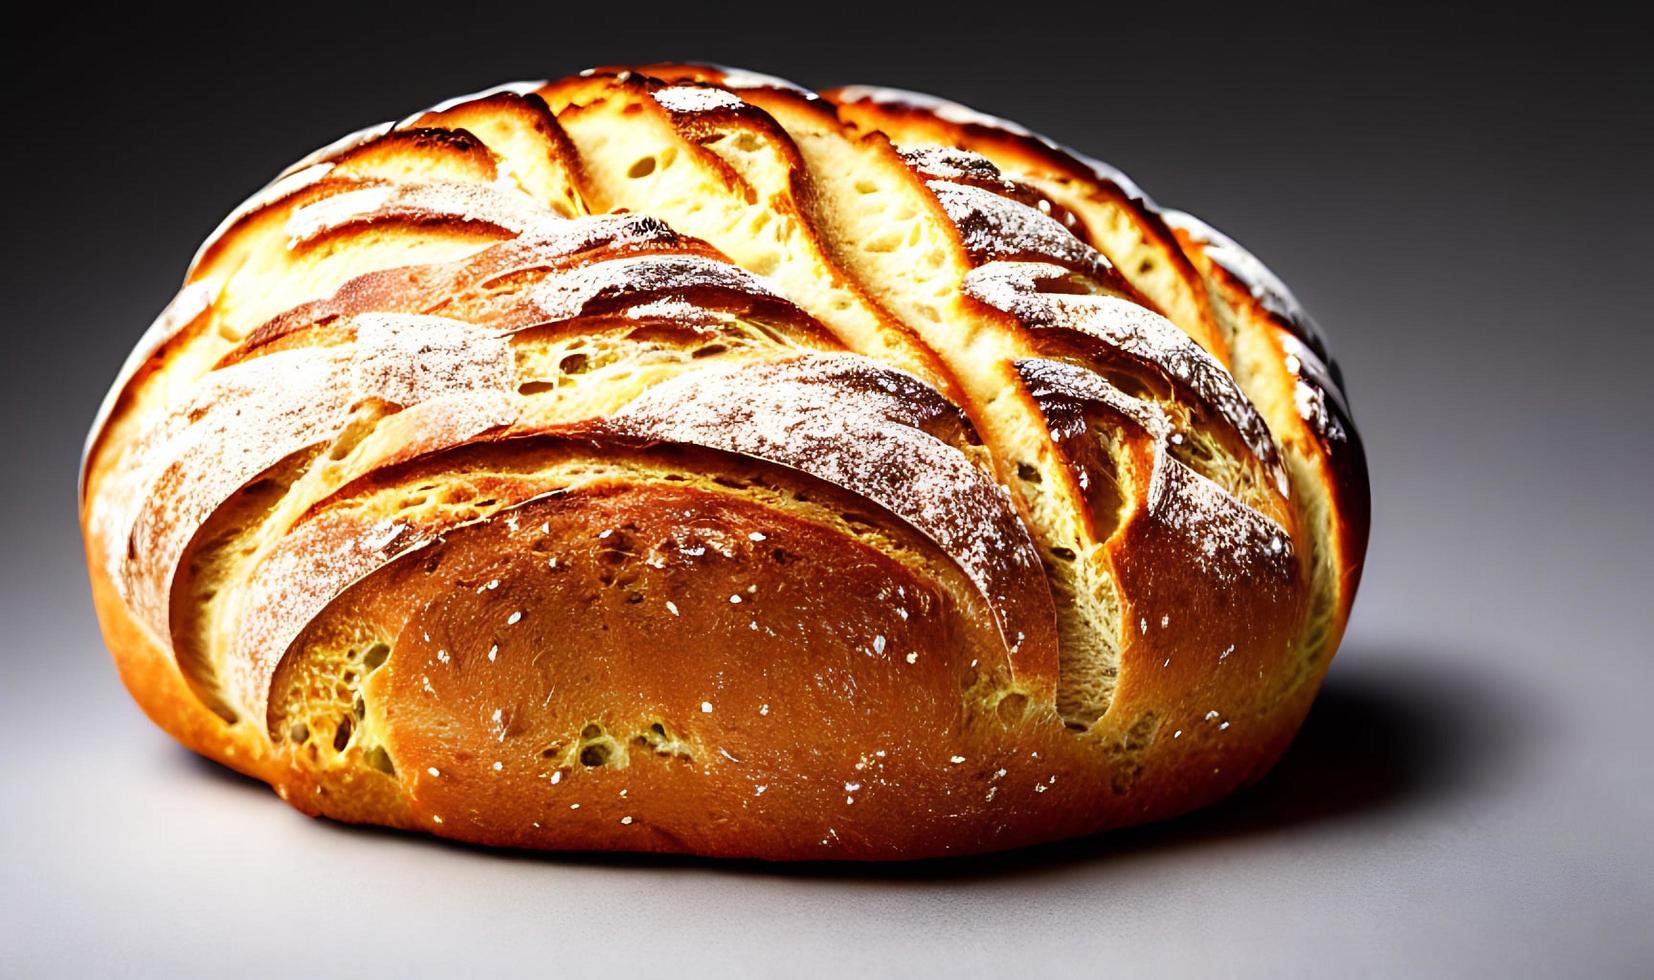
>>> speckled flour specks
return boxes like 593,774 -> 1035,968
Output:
896,142 -> 1118,285
78,67 -> 1364,848
926,181 -> 1109,280
283,184 -> 395,245
230,481 -> 571,724
621,297 -> 726,326
110,344 -> 356,635
351,313 -> 513,406
498,211 -> 682,263
964,260 -> 1283,483
230,510 -> 437,720
246,211 -> 708,347
1293,373 -> 1344,444
1146,452 -> 1294,584
283,179 -> 553,248
908,147 -> 1297,504
111,312 -> 516,645
899,146 -> 1009,186
1014,357 -> 1170,439
1280,334 -> 1351,445
605,353 -> 1046,658
529,254 -> 781,322
651,85 -> 747,114
1016,357 -> 1293,584
1163,209 -> 1354,453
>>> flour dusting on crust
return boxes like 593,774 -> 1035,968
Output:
606,353 -> 1046,657
231,502 -> 452,720
110,315 -> 515,640
965,261 -> 1282,482
284,179 -> 553,248
530,254 -> 782,322
926,181 -> 1108,280
1281,334 -> 1350,445
1016,358 -> 1293,583
1147,453 -> 1294,584
652,85 -> 748,114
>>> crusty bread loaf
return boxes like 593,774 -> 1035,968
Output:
80,64 -> 1368,860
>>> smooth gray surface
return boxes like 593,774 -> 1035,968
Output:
3,10 -> 1650,977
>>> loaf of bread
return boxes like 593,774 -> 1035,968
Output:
80,64 -> 1368,860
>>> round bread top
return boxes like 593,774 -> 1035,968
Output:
82,63 -> 1366,759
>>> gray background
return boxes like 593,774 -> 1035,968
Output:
3,7 -> 1649,976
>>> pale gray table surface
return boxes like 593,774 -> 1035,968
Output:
3,11 -> 1650,978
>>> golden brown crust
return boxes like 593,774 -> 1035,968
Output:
813,81 -> 1366,703
537,71 -> 968,406
80,64 -> 1368,860
820,84 -> 1229,365
1163,213 -> 1370,573
1163,212 -> 1370,672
